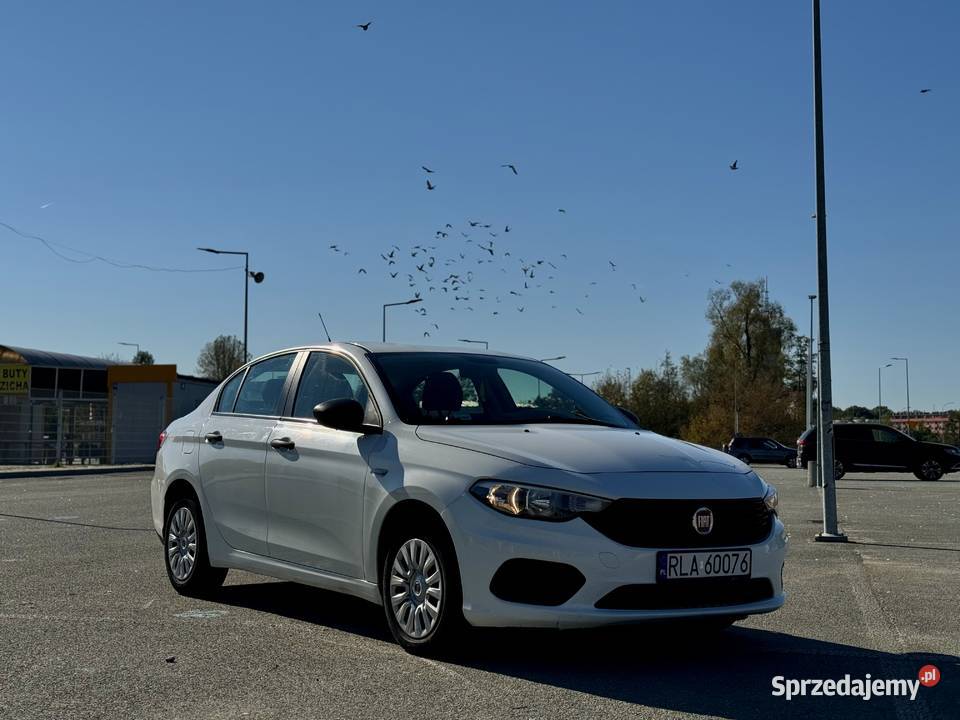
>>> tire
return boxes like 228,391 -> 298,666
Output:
163,496 -> 227,596
834,461 -> 845,481
380,523 -> 465,656
914,459 -> 944,482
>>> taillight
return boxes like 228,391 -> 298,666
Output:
798,439 -> 805,447
158,429 -> 168,451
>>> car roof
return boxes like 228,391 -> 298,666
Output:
251,342 -> 536,362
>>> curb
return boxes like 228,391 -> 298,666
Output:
0,465 -> 155,479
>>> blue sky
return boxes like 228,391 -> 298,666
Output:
1,1 -> 957,411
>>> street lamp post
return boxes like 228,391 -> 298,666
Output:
891,357 -> 910,435
812,0 -> 845,542
878,363 -> 892,421
382,298 -> 422,342
118,341 -> 140,359
198,248 -> 264,362
805,294 -> 817,487
458,339 -> 489,350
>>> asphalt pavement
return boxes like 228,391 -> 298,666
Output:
0,467 -> 957,719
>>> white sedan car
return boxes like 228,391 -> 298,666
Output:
152,343 -> 786,653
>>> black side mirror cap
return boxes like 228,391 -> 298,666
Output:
313,398 -> 379,433
617,406 -> 640,426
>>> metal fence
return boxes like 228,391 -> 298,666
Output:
0,390 -> 165,466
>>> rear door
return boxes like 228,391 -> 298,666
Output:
198,353 -> 296,556
869,426 -> 912,469
265,351 -> 381,577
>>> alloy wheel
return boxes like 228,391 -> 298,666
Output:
167,506 -> 198,582
389,538 -> 443,640
920,459 -> 943,481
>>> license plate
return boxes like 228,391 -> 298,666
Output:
656,549 -> 751,581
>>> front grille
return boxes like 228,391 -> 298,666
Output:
583,498 -> 773,548
595,578 -> 774,610
489,559 -> 585,606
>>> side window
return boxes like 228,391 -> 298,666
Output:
293,352 -> 379,424
233,354 -> 295,416
216,371 -> 245,413
764,440 -> 779,449
872,428 -> 902,444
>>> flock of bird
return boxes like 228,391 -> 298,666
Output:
341,19 -> 935,341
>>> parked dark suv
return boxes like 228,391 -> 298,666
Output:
797,422 -> 960,481
724,436 -> 798,466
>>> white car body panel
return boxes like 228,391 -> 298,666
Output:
152,342 -> 787,627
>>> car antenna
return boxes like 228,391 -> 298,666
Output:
318,312 -> 332,342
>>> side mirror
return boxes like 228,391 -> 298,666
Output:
617,406 -> 640,426
313,398 -> 372,433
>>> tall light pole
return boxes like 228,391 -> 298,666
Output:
805,295 -> 817,487
812,0 -> 845,542
118,341 -> 140,359
878,363 -> 892,421
198,248 -> 264,362
891,357 -> 910,435
382,298 -> 422,342
458,339 -> 489,350
805,295 -> 816,428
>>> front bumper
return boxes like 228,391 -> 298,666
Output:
443,493 -> 787,629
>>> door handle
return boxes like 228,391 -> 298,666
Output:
270,437 -> 296,451
204,431 -> 223,444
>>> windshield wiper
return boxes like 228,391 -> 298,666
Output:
524,414 -> 622,429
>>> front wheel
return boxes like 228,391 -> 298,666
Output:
163,497 -> 227,596
834,461 -> 846,480
914,459 -> 944,482
381,529 -> 464,655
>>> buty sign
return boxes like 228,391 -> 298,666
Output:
0,365 -> 31,394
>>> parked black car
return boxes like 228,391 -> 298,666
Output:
724,436 -> 798,466
797,422 -> 960,481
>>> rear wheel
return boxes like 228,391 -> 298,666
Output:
381,526 -> 464,655
163,497 -> 227,596
914,459 -> 943,482
834,461 -> 845,480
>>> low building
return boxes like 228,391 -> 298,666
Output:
0,345 -> 217,465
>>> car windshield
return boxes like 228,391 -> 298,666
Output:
369,352 -> 634,428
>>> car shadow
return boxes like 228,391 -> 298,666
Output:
213,581 -> 958,719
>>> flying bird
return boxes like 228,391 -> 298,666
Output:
638,295 -> 647,303
357,268 -> 367,274
40,202 -> 54,209
558,208 -> 566,214
390,272 -> 398,278
422,166 -> 435,173
609,260 -> 616,271
423,331 -> 430,338
729,160 -> 738,171
504,225 -> 510,233
920,88 -> 932,94
426,180 -> 435,191
356,21 -> 372,31
501,164 -> 518,175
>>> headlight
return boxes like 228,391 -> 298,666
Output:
762,484 -> 779,513
469,480 -> 611,521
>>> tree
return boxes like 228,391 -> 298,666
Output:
197,335 -> 247,381
594,354 -> 690,438
681,280 -> 804,448
132,350 -> 155,365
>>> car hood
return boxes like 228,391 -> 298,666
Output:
415,424 -> 749,475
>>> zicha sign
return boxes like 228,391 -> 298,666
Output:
0,365 -> 31,394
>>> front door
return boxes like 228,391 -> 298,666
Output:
265,351 -> 380,577
198,353 -> 296,556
